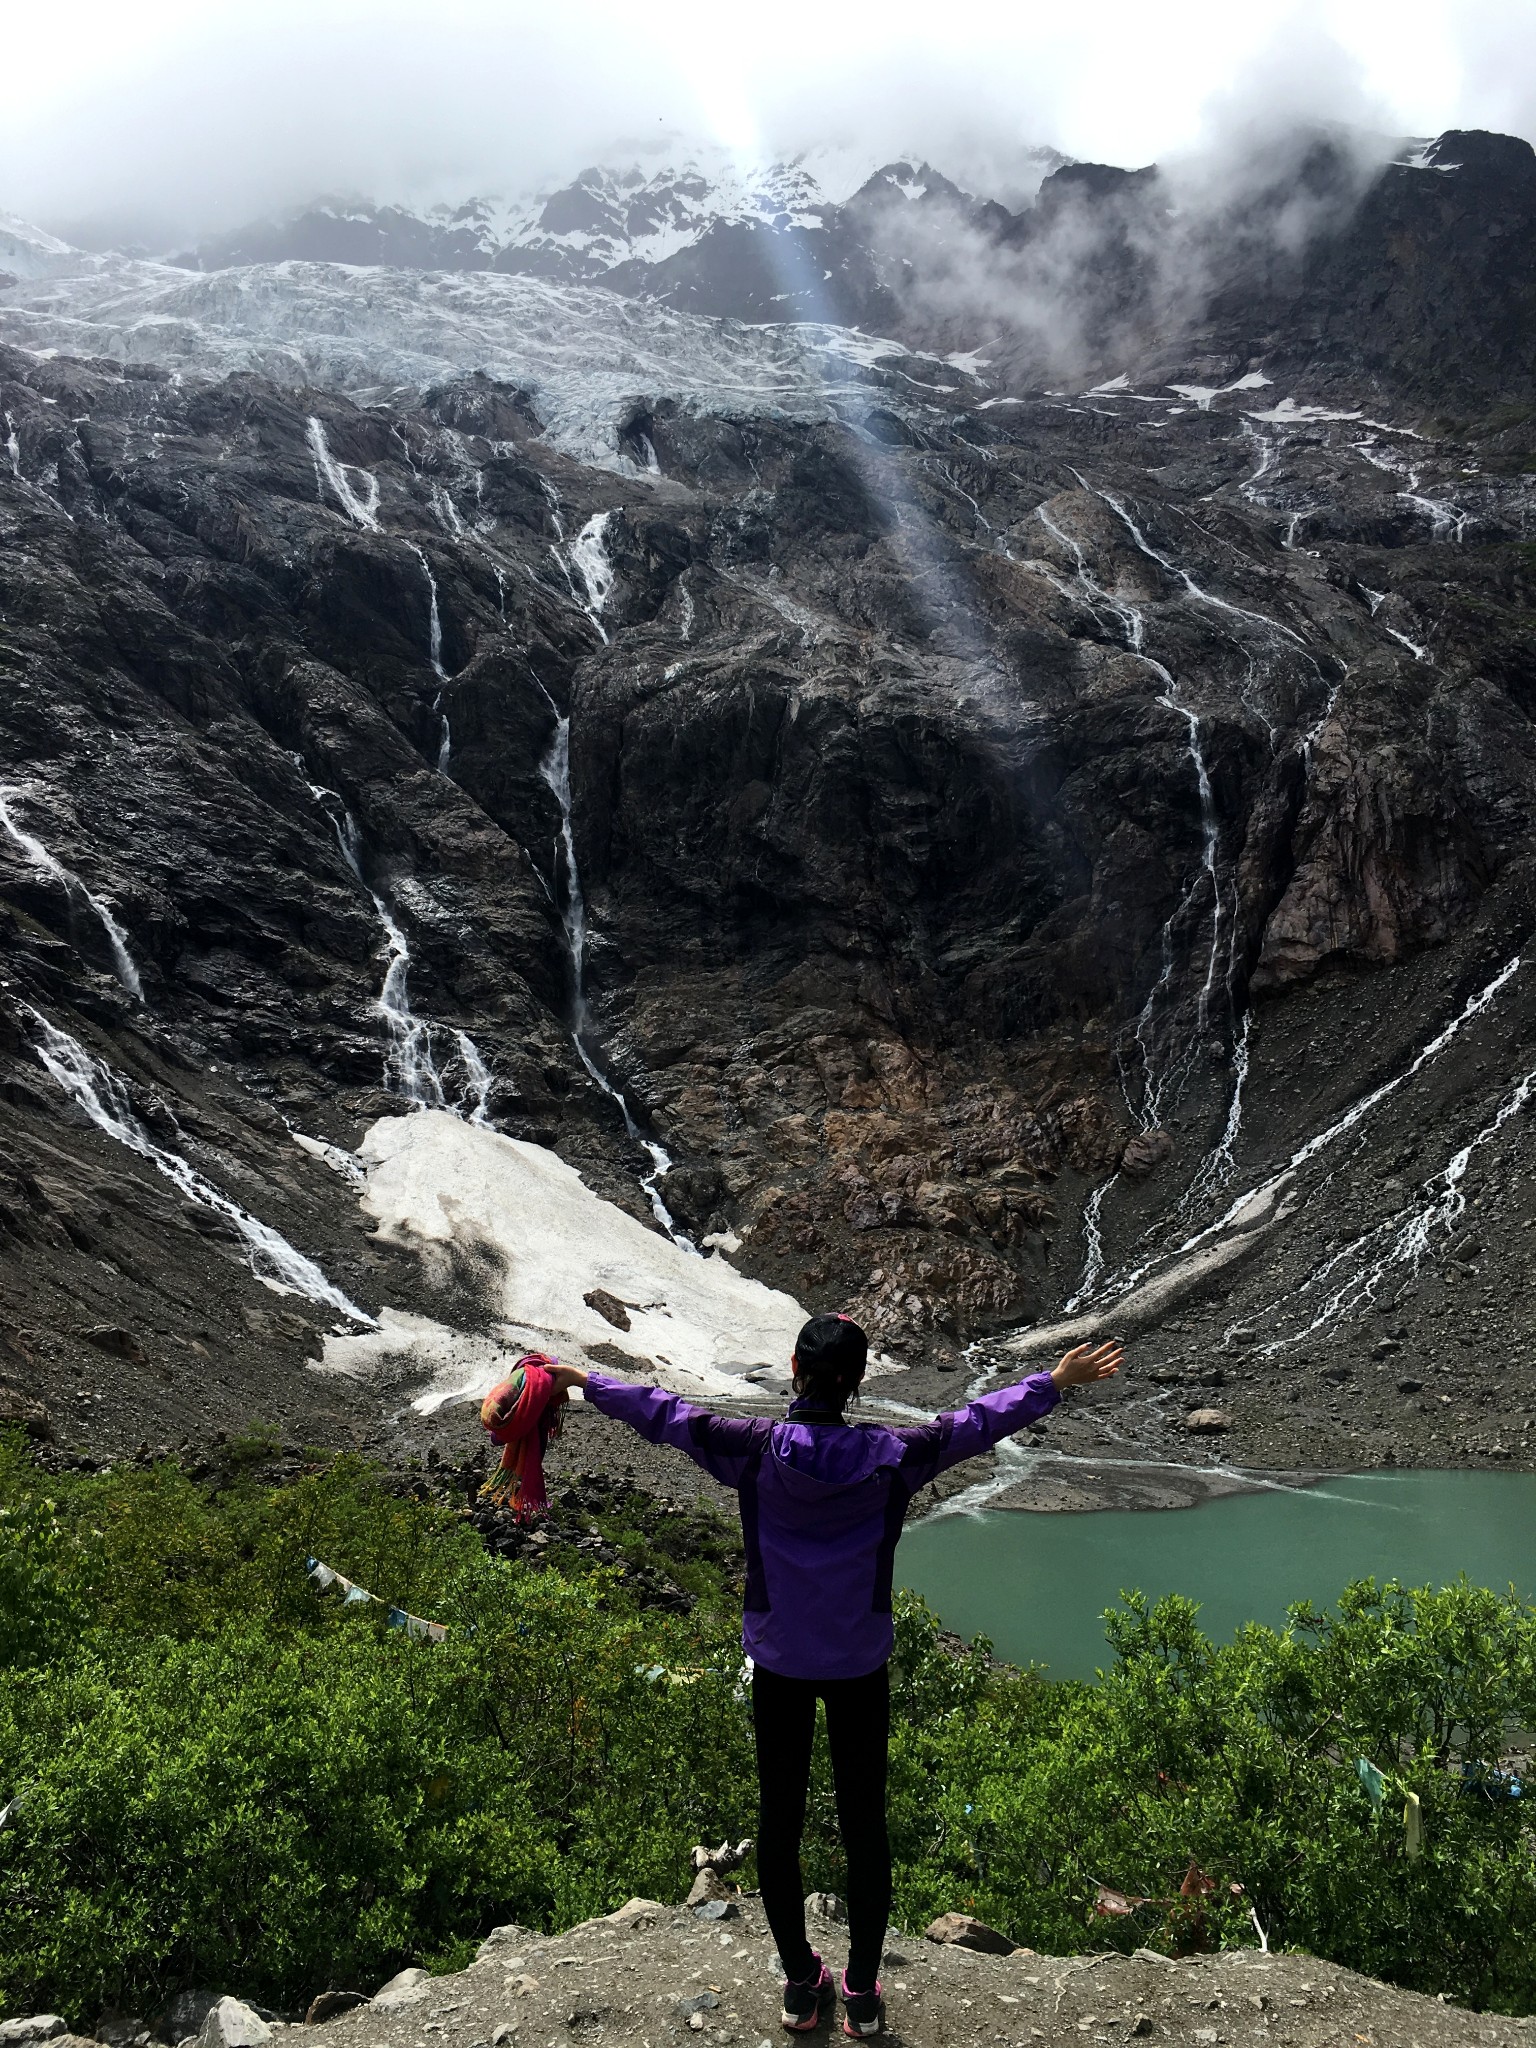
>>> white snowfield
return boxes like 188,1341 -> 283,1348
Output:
324,1110 -> 810,1407
0,245 -> 922,466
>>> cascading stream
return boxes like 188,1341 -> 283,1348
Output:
1033,492 -> 1241,1298
297,767 -> 491,1117
1249,1056 -> 1536,1352
23,1006 -> 374,1324
403,541 -> 453,773
540,481 -> 615,644
307,416 -> 454,773
1084,953 -> 1525,1316
1355,437 -> 1468,542
1039,471 -> 1366,1305
306,416 -> 380,530
0,787 -> 143,1000
530,674 -> 697,1251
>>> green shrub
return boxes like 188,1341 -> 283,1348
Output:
1,1436 -> 1533,2022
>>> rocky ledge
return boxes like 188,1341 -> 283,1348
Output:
26,1895 -> 1527,2048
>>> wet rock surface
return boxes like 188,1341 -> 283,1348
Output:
2,134 -> 1536,1505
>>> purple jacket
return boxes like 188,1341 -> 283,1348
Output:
582,1371 -> 1060,1680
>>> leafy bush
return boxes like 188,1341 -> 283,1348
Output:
1,1435 -> 1533,2023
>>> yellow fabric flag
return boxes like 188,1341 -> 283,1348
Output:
1403,1790 -> 1423,1860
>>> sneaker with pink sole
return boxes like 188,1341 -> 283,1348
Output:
840,1973 -> 884,2037
780,1955 -> 834,2033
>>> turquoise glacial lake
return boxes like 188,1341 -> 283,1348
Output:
897,1469 -> 1536,1681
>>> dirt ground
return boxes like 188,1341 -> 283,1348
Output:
304,1895 -> 1534,2048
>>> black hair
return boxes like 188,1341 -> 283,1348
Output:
790,1313 -> 869,1409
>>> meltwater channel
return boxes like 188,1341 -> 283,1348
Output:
897,1469 -> 1536,1680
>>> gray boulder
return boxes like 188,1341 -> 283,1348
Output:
302,1994 -> 365,2026
196,2002 -> 271,2048
370,1971 -> 431,2014
155,1996 -> 220,2043
0,2022 -> 66,2045
804,1892 -> 846,1922
1184,1408 -> 1233,1433
924,1911 -> 1016,1955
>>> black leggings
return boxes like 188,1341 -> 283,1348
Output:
751,1662 -> 891,1994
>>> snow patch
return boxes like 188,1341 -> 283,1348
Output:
349,1111 -> 810,1400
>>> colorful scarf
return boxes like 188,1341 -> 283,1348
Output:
480,1354 -> 564,1520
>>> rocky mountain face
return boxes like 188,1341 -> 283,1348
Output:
2,128 -> 1536,1482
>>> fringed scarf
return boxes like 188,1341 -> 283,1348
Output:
479,1354 -> 564,1520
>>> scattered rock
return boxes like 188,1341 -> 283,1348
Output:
583,1289 -> 632,1331
0,1386 -> 53,1441
81,1325 -> 147,1363
603,1899 -> 667,1931
675,1996 -> 720,2018
805,1891 -> 847,1922
196,2002 -> 270,2048
693,1898 -> 738,1921
1184,1409 -> 1232,1433
1397,1378 -> 1425,1394
155,1993 -> 221,2041
1120,1130 -> 1175,1180
690,1836 -> 752,1876
923,1912 -> 1016,1955
0,2021 -> 66,2045
304,1994 -> 366,2026
94,2019 -> 150,2047
370,1971 -> 431,2013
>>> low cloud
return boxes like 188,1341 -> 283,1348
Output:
2,0 -> 1530,248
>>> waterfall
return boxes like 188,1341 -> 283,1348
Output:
0,787 -> 143,999
1187,952 -> 1523,1256
1356,438 -> 1468,542
1251,1054 -> 1536,1353
1083,475 -> 1308,649
568,512 -> 616,617
3,412 -> 19,480
533,691 -> 587,987
306,418 -> 455,768
541,482 -> 614,644
403,541 -> 453,773
1385,624 -> 1432,663
530,676 -> 697,1252
1034,496 -> 1229,1132
1157,696 -> 1224,1034
453,1030 -> 493,1127
373,893 -> 448,1108
1065,1176 -> 1116,1312
1038,476 -> 1361,1307
25,1006 -> 374,1324
296,766 -> 492,1120
1035,492 -> 1242,1303
306,416 -> 380,531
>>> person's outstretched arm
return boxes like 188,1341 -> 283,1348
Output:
546,1363 -> 769,1489
897,1341 -> 1123,1487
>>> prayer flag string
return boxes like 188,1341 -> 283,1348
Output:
305,1556 -> 448,1642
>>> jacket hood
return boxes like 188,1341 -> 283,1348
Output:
768,1419 -> 907,1494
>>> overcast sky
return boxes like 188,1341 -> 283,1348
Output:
6,0 -> 1536,241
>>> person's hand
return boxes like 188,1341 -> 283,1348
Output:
1051,1340 -> 1123,1390
546,1362 -> 589,1395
